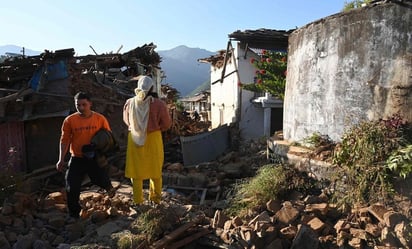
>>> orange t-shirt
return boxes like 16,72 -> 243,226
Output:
60,112 -> 111,158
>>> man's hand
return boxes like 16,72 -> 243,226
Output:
57,143 -> 69,172
56,160 -> 67,172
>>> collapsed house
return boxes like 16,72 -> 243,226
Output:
0,44 -> 163,172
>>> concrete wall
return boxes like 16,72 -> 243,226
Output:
236,45 -> 266,140
210,53 -> 238,128
210,43 -> 265,140
284,2 -> 412,142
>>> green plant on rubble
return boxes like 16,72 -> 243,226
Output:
129,205 -> 178,243
302,132 -> 333,148
386,144 -> 412,179
115,232 -> 145,249
225,164 -> 325,218
331,114 -> 412,208
225,164 -> 287,217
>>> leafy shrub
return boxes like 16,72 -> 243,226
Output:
302,132 -> 333,148
387,144 -> 412,179
242,50 -> 287,100
331,114 -> 411,208
343,0 -> 372,11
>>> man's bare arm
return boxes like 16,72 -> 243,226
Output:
56,143 -> 69,172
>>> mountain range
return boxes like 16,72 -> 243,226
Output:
158,45 -> 215,97
0,44 -> 215,97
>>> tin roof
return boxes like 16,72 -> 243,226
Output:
228,28 -> 295,50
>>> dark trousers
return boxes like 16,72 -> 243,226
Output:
65,157 -> 112,217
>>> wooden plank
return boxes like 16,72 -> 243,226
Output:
164,185 -> 208,205
167,228 -> 211,249
0,88 -> 33,103
151,221 -> 196,249
0,88 -> 19,92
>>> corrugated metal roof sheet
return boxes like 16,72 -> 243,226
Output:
228,28 -> 294,50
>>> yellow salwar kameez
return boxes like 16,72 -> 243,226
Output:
125,130 -> 164,204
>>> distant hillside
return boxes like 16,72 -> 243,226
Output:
0,45 -> 41,56
158,45 -> 215,97
187,79 -> 210,97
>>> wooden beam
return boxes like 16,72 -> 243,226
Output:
151,221 -> 196,249
167,228 -> 211,249
220,41 -> 232,83
0,88 -> 33,103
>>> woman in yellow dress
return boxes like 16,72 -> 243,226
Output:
123,76 -> 172,204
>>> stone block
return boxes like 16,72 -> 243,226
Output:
212,210 -> 228,229
305,203 -> 328,216
280,225 -> 298,239
266,199 -> 282,214
383,211 -> 406,229
307,217 -> 325,234
365,223 -> 381,237
350,228 -> 368,240
276,206 -> 300,225
232,216 -> 243,227
223,220 -> 232,231
46,192 -> 66,204
290,224 -> 319,249
381,227 -> 401,248
394,221 -> 412,248
368,204 -> 388,223
248,211 -> 271,227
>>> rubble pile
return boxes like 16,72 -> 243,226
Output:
0,141 -> 268,248
208,195 -> 411,249
161,84 -> 211,139
0,175 -> 410,248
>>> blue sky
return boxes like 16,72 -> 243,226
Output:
1,0 -> 345,55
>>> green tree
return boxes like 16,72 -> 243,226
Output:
343,0 -> 372,11
241,50 -> 287,100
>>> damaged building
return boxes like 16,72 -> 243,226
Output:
0,43 -> 164,172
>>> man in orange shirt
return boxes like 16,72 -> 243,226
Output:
56,92 -> 115,219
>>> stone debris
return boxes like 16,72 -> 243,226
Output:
0,141 -> 411,248
1,185 -> 411,248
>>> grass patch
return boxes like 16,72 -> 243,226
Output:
129,205 -> 180,243
225,164 -> 322,218
115,232 -> 145,249
302,132 -> 333,149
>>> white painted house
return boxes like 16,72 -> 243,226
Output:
199,29 -> 291,141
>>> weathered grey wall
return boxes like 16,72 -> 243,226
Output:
284,2 -> 412,142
